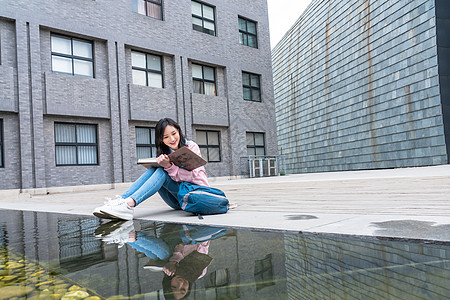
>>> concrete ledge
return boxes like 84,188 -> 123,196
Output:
0,189 -> 21,200
0,164 -> 449,241
0,182 -> 133,200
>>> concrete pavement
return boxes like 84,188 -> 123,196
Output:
0,164 -> 449,241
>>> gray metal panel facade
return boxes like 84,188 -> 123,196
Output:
272,0 -> 449,174
0,0 -> 277,189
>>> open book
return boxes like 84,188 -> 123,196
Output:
138,146 -> 207,171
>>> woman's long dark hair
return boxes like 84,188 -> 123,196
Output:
155,118 -> 187,156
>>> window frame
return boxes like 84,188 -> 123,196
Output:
135,126 -> 157,161
51,34 -> 95,78
0,119 -> 3,168
238,16 -> 258,48
191,0 -> 216,36
54,122 -> 99,166
131,50 -> 164,88
242,71 -> 261,102
197,130 -> 221,162
254,254 -> 275,291
192,63 -> 216,96
132,0 -> 163,20
246,132 -> 266,156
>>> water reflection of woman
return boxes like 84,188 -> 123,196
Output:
161,242 -> 213,299
125,223 -> 225,300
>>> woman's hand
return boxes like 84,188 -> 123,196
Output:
157,154 -> 172,168
163,261 -> 177,276
128,231 -> 136,243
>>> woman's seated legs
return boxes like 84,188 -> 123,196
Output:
129,167 -> 170,206
95,168 -> 178,220
122,167 -> 159,200
158,185 -> 181,210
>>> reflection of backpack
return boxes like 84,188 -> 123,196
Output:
181,225 -> 227,244
178,182 -> 229,215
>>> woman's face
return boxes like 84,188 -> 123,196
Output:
171,276 -> 189,299
162,125 -> 180,150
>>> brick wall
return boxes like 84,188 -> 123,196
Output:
0,0 -> 277,189
273,0 -> 448,174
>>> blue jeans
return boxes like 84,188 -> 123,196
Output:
121,167 -> 181,209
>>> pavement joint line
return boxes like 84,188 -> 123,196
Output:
302,216 -> 359,230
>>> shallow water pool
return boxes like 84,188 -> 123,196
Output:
0,209 -> 448,299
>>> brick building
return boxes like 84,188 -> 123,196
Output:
272,0 -> 450,173
0,0 -> 277,190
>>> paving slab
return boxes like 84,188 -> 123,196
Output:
0,165 -> 449,242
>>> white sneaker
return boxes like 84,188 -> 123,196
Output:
93,195 -> 124,219
100,220 -> 135,248
100,197 -> 134,221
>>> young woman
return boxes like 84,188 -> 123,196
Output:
93,118 -> 209,220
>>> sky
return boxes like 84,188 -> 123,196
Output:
267,0 -> 312,49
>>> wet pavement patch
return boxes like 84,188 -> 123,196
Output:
372,220 -> 450,241
284,214 -> 318,220
0,209 -> 449,299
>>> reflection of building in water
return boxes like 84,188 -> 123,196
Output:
1,210 -> 449,298
202,229 -> 287,299
0,211 -> 287,299
283,233 -> 450,299
0,210 -> 101,268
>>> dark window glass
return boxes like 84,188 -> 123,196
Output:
197,130 -> 221,162
0,119 -> 3,168
55,123 -> 98,166
135,127 -> 157,160
254,254 -> 275,290
131,51 -> 163,88
191,1 -> 216,36
205,268 -> 240,298
239,17 -> 258,48
246,132 -> 265,156
192,63 -> 216,96
242,72 -> 261,102
132,0 -> 163,20
51,35 -> 94,77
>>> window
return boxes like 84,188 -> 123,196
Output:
254,254 -> 275,290
51,35 -> 94,77
0,120 -> 3,168
136,127 -> 156,160
191,1 -> 215,36
132,0 -> 163,20
55,123 -> 98,166
239,17 -> 258,48
205,268 -> 240,299
246,132 -> 265,156
192,63 -> 216,96
58,218 -> 103,272
242,72 -> 261,102
197,130 -> 221,162
131,51 -> 163,88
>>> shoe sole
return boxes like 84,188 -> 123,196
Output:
143,266 -> 164,272
93,211 -> 116,219
99,210 -> 133,221
94,220 -> 127,237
